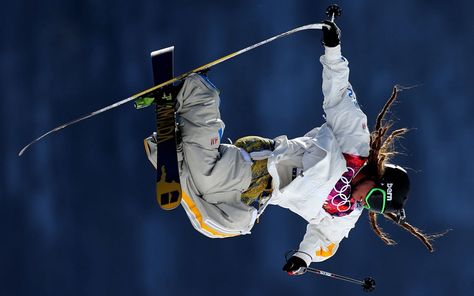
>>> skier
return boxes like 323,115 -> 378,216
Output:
144,21 -> 439,275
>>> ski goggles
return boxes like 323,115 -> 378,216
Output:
363,188 -> 387,213
363,187 -> 407,223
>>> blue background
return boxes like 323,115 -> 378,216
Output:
2,0 -> 473,295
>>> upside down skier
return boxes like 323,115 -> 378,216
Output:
144,21 -> 440,275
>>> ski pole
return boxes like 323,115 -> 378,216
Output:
284,250 -> 376,292
305,267 -> 376,293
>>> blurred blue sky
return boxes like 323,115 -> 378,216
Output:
2,0 -> 473,295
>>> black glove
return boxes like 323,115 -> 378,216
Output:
322,20 -> 340,47
282,256 -> 307,275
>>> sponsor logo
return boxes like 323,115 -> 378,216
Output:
331,167 -> 355,212
161,92 -> 173,101
347,87 -> 353,98
386,183 -> 393,201
156,104 -> 175,144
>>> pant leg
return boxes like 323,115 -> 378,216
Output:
177,74 -> 252,198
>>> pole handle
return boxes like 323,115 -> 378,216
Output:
325,4 -> 342,22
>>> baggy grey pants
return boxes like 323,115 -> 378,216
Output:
176,74 -> 252,204
144,74 -> 262,235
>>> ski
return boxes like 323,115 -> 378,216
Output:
150,47 -> 182,210
18,23 -> 328,156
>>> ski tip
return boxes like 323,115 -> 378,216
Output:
151,46 -> 175,57
156,180 -> 182,210
18,143 -> 31,157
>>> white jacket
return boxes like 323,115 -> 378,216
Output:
177,46 -> 370,266
267,45 -> 370,266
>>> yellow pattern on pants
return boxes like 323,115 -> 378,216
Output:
234,136 -> 274,205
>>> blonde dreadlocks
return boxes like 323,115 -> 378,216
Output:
365,86 -> 446,252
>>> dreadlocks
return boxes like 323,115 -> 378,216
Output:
366,86 -> 445,252
366,86 -> 408,177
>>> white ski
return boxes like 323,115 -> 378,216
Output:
19,23 -> 328,156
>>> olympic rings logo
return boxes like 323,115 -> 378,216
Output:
330,167 -> 355,213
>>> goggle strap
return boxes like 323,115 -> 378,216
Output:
396,208 -> 406,223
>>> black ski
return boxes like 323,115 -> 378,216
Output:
150,47 -> 182,210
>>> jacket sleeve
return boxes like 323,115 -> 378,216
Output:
320,45 -> 370,157
293,209 -> 363,266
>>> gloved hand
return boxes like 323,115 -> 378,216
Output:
322,20 -> 340,47
282,256 -> 307,275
